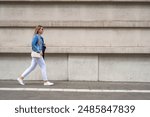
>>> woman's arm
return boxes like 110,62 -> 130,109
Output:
32,35 -> 40,53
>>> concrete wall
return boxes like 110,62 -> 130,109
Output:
1,53 -> 150,82
0,0 -> 150,82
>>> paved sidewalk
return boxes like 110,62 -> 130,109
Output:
0,80 -> 150,100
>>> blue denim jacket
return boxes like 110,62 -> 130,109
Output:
32,34 -> 44,53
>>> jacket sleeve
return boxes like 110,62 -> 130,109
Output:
32,35 -> 40,53
41,37 -> 46,51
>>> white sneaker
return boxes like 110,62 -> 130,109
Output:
17,78 -> 25,85
44,81 -> 54,86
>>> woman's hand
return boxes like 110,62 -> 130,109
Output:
40,51 -> 43,56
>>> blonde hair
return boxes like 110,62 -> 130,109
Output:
34,25 -> 43,35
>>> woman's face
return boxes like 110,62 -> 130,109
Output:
38,27 -> 44,34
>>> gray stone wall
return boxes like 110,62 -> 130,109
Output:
0,0 -> 150,82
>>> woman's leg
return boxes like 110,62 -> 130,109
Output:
21,58 -> 37,78
37,57 -> 48,81
37,57 -> 54,86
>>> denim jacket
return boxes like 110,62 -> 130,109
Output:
32,34 -> 45,53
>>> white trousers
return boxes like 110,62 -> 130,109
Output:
21,57 -> 48,81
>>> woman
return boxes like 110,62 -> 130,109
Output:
17,25 -> 54,86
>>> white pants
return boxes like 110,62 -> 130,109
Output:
21,57 -> 48,81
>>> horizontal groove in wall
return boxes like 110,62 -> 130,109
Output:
1,46 -> 150,54
0,21 -> 150,28
0,0 -> 150,3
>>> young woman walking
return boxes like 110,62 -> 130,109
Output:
17,25 -> 54,86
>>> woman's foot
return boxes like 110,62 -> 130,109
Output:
44,81 -> 54,86
17,77 -> 25,85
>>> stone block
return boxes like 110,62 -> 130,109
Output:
69,54 -> 98,81
0,54 -> 68,81
99,54 -> 150,82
